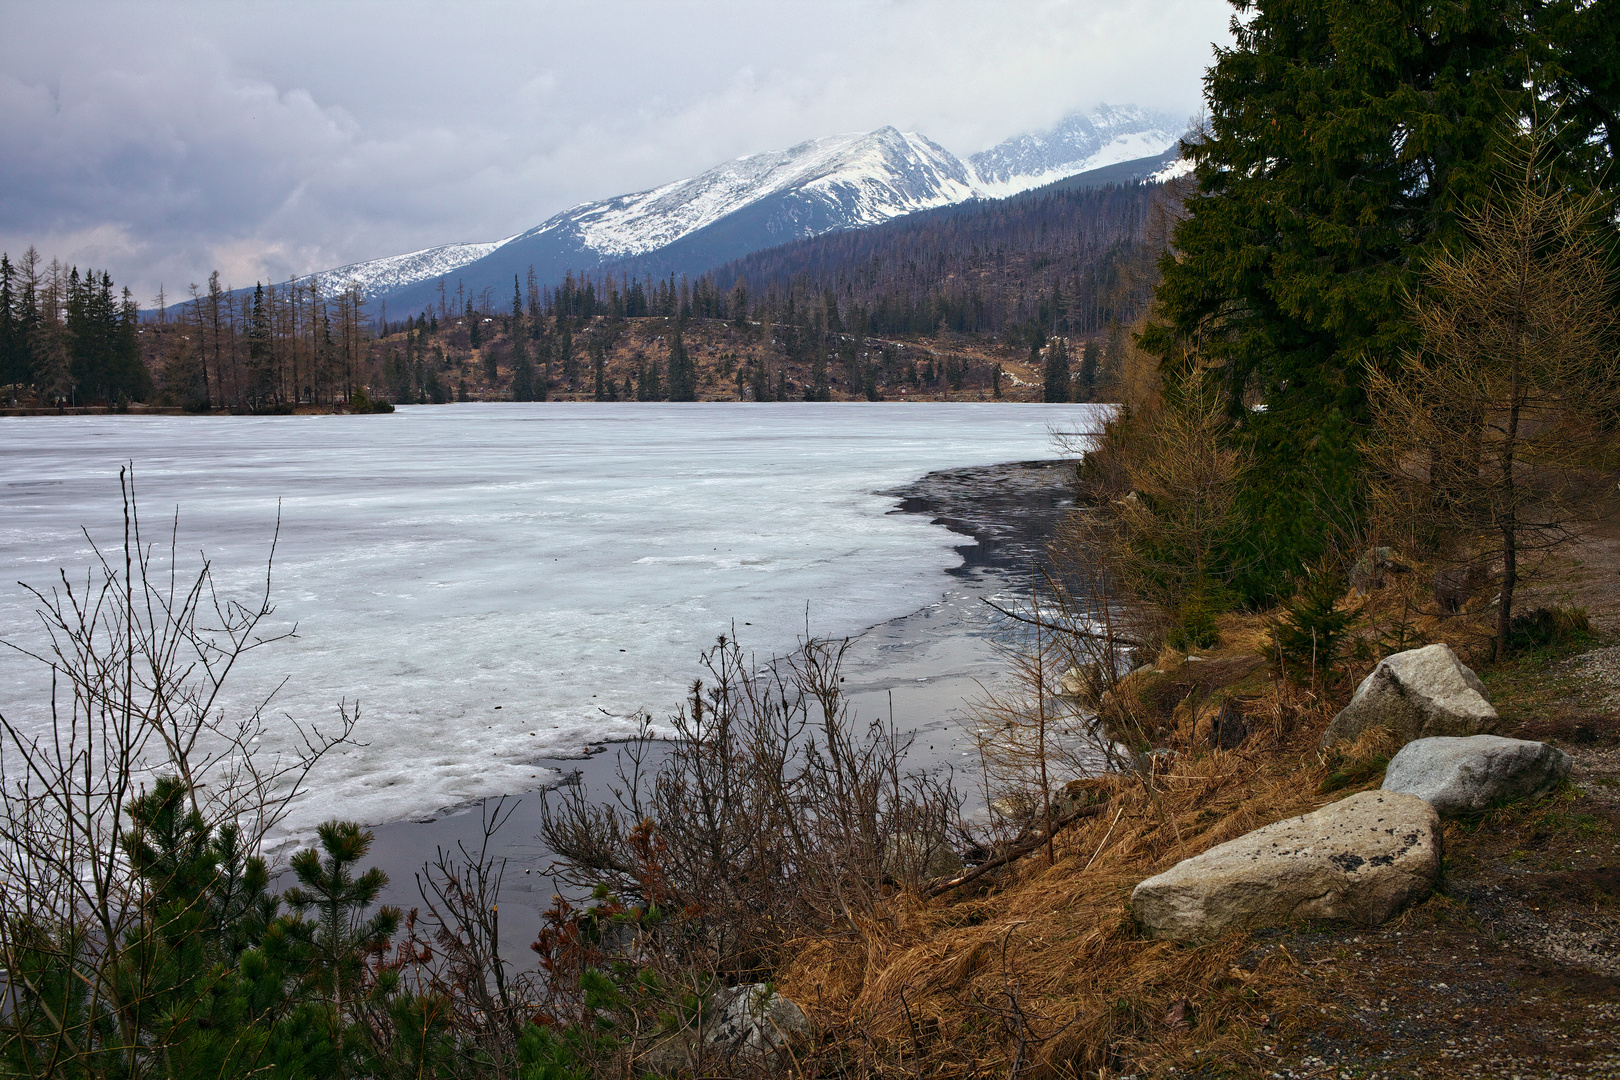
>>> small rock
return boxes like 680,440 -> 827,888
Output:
1131,791 -> 1440,940
1433,563 -> 1490,615
704,984 -> 810,1068
1381,735 -> 1571,815
1350,546 -> 1412,593
1059,664 -> 1097,702
883,830 -> 963,880
1051,776 -> 1112,817
1321,643 -> 1498,750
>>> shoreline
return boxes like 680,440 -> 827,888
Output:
356,456 -> 1078,954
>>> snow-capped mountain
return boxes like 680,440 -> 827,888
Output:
528,127 -> 978,262
303,239 -> 515,300
302,105 -> 1182,315
967,104 -> 1184,197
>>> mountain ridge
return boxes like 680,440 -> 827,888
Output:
221,104 -> 1185,316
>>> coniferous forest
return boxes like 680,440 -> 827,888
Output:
1,177 -> 1172,412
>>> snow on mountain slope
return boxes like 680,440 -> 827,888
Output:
290,105 -> 1182,311
1147,156 -> 1195,183
968,103 -> 1183,198
515,127 -> 978,261
305,238 -> 516,299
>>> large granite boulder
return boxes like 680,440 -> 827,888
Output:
1382,735 -> 1571,816
704,983 -> 811,1068
1321,643 -> 1498,750
1132,791 -> 1440,940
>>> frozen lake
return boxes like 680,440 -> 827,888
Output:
0,402 -> 1102,845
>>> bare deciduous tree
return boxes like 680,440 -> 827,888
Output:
538,633 -> 961,979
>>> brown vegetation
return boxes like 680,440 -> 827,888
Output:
1368,138 -> 1620,660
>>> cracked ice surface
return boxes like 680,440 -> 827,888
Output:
0,402 -> 1102,848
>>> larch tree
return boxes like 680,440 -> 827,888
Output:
1368,137 -> 1620,659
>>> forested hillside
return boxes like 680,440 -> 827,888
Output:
3,172 -> 1176,411
709,180 -> 1163,338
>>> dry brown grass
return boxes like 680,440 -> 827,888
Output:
775,637 -> 1375,1079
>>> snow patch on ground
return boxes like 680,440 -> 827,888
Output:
1148,157 -> 1195,183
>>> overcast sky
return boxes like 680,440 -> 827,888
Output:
0,0 -> 1232,303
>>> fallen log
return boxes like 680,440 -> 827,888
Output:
979,598 -> 1147,649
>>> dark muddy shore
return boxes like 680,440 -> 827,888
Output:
355,458 -> 1080,956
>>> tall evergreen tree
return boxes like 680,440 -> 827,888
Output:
0,254 -> 24,397
637,357 -> 663,401
1146,0 -> 1620,598
667,325 -> 696,401
511,337 -> 537,402
1041,336 -> 1070,403
14,248 -> 40,397
806,352 -> 830,401
1076,340 -> 1099,402
246,282 -> 273,408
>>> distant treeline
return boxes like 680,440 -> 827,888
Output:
401,180 -> 1168,343
1,249 -> 150,406
2,179 -> 1172,410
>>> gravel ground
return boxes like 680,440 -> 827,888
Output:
1235,539 -> 1620,1080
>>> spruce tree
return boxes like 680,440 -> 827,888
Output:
246,283 -> 273,408
1041,337 -> 1069,403
667,325 -> 696,401
1076,341 -> 1099,402
807,353 -> 829,401
0,255 -> 16,396
1147,0 -> 1619,599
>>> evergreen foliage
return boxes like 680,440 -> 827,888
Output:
1076,340 -> 1099,401
709,182 -> 1161,337
1145,0 -> 1620,600
666,325 -> 696,401
1041,335 -> 1069,402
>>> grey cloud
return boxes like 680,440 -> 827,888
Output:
0,0 -> 1232,302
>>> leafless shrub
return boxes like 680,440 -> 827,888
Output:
538,632 -> 962,980
0,467 -> 357,1068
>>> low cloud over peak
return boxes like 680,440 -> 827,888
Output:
0,0 -> 1229,301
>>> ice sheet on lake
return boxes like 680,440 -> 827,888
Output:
0,402 -> 1103,846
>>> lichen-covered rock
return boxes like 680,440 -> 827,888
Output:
704,984 -> 810,1068
1321,643 -> 1498,750
1131,791 -> 1440,940
1382,735 -> 1571,816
